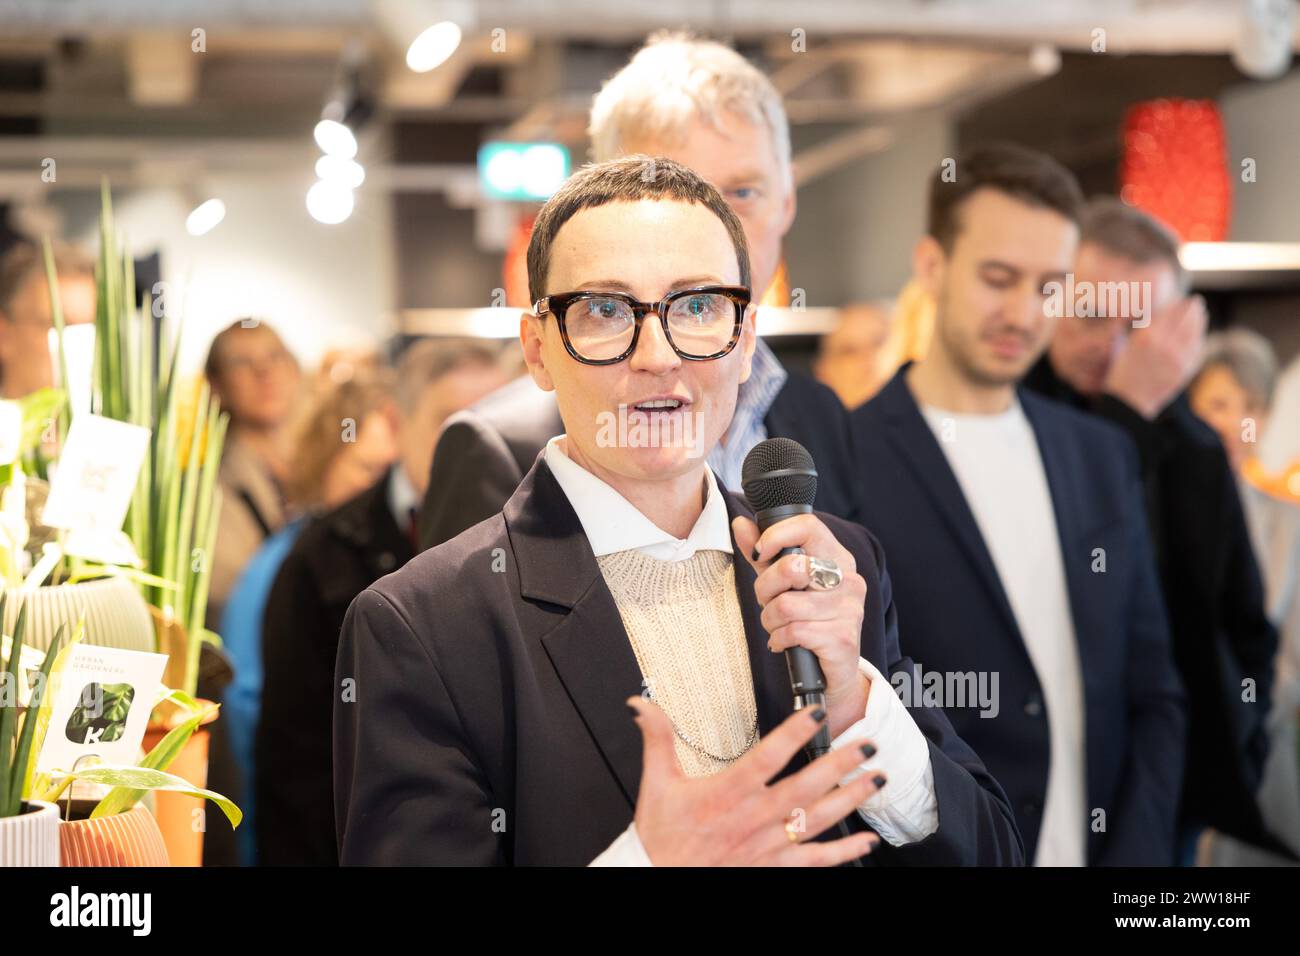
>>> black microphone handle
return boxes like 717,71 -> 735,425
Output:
770,542 -> 833,759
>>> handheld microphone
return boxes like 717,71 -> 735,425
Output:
741,437 -> 832,760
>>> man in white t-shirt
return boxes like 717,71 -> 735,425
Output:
850,143 -> 1186,866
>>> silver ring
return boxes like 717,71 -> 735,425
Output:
806,556 -> 843,591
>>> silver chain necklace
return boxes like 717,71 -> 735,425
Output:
645,687 -> 758,764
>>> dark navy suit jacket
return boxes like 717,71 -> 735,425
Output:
335,453 -> 1023,866
849,365 -> 1186,865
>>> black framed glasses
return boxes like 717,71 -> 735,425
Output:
533,285 -> 750,365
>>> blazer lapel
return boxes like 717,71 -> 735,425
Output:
506,459 -> 647,808
874,367 -> 1023,641
721,481 -> 798,744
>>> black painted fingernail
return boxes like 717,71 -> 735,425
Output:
872,774 -> 887,789
627,703 -> 640,718
860,744 -> 876,759
811,707 -> 826,722
751,547 -> 760,561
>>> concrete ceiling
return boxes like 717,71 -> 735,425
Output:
0,0 -> 1294,200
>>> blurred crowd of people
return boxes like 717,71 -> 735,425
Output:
0,29 -> 1297,868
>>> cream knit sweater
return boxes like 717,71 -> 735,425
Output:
597,548 -> 757,778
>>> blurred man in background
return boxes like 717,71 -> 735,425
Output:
1024,199 -> 1281,863
257,338 -> 507,865
850,143 -> 1185,866
418,32 -> 857,550
0,240 -> 95,399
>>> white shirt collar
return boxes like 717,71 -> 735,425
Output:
387,463 -> 420,529
543,435 -> 733,562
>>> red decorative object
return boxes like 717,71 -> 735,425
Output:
1119,98 -> 1231,242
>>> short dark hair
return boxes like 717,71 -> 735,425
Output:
1080,197 -> 1189,294
927,142 -> 1085,251
526,155 -> 751,304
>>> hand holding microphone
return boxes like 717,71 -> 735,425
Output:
735,439 -> 871,743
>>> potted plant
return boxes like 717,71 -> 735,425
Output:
0,389 -> 157,657
5,593 -> 240,867
42,186 -> 228,696
0,595 -> 64,866
42,185 -> 230,862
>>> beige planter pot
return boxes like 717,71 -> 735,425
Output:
0,800 -> 61,866
2,575 -> 154,655
61,805 -> 170,867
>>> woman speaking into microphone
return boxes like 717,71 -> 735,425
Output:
332,156 -> 1022,866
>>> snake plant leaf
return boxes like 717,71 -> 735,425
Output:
0,592 -> 15,815
24,616 -> 84,800
0,596 -> 30,816
11,623 -> 64,805
69,764 -> 241,828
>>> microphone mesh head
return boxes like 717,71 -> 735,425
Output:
741,437 -> 818,513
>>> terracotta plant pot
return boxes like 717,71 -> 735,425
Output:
0,800 -> 61,866
60,804 -> 169,866
142,700 -> 219,868
2,575 -> 155,655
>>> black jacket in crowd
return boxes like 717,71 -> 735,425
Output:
1024,356 -> 1285,855
255,469 -> 415,866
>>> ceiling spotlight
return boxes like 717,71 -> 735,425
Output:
313,119 -> 358,159
306,180 -> 355,224
185,198 -> 226,236
406,21 -> 462,73
315,155 -> 366,189
373,0 -> 473,73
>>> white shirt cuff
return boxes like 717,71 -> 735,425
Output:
589,822 -> 654,866
830,656 -> 939,846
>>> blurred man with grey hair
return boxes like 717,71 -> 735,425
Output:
418,31 -> 857,549
1025,198 -> 1284,863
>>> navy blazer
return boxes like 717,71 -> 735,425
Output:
336,454 -> 1023,866
849,366 -> 1186,865
418,366 -> 858,551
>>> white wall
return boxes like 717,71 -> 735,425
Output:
1221,70 -> 1300,243
72,169 -> 396,375
787,113 -> 953,305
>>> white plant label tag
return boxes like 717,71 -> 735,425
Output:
34,644 -> 168,799
41,413 -> 150,536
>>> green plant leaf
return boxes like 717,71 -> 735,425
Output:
24,616 -> 84,799
89,700 -> 218,818
68,764 -> 241,828
0,590 -> 15,815
11,622 -> 64,805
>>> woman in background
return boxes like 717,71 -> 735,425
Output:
205,320 -> 304,630
1191,328 -> 1300,864
220,367 -> 399,866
